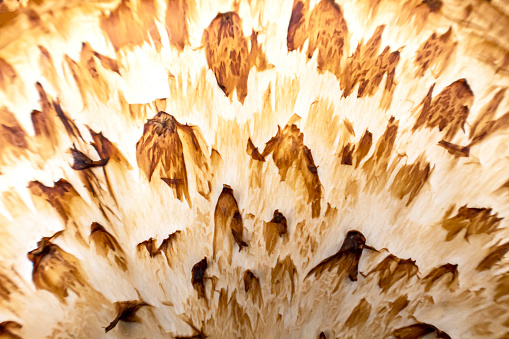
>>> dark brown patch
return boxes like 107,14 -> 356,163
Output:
287,0 -> 308,51
415,27 -> 456,78
340,143 -> 355,165
263,210 -> 288,255
423,263 -> 458,292
243,270 -> 262,306
70,147 -> 109,170
343,298 -> 372,329
27,233 -> 87,302
166,0 -> 190,51
191,258 -> 207,299
105,300 -> 150,333
0,58 -> 16,91
0,321 -> 22,339
477,241 -> 509,271
438,140 -> 470,157
355,129 -> 373,168
413,79 -> 474,141
213,185 -> 244,264
90,223 -> 127,271
307,0 -> 348,77
202,12 -> 250,103
367,254 -> 419,292
442,205 -> 502,241
246,138 -> 264,161
319,332 -> 327,339
261,124 -> 322,218
390,157 -> 431,205
136,111 -> 211,205
392,322 -> 451,339
306,230 -> 367,282
271,255 -> 298,299
28,180 -> 80,223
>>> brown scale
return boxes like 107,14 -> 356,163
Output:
191,258 -> 207,299
390,156 -> 432,206
366,254 -> 419,293
105,300 -> 151,333
470,88 -> 509,147
101,0 -> 161,51
392,321 -> 451,339
415,27 -> 457,78
136,111 -> 212,206
0,58 -> 16,92
342,298 -> 372,330
287,0 -> 309,52
437,140 -> 470,157
441,205 -> 502,241
341,25 -> 385,98
89,222 -> 127,271
355,129 -> 373,168
0,321 -> 22,339
271,255 -> 298,300
0,107 -> 28,165
422,263 -> 458,292
260,124 -> 322,218
477,241 -> 509,271
340,143 -> 355,165
305,230 -> 370,283
202,12 -> 250,103
263,210 -> 288,255
213,185 -> 246,264
31,83 -> 59,153
413,79 -> 474,141
166,0 -> 190,51
307,0 -> 348,77
243,270 -> 263,306
27,232 -> 88,303
64,42 -> 120,108
136,231 -> 181,268
28,179 -> 80,224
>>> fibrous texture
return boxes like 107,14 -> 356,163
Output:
0,0 -> 509,338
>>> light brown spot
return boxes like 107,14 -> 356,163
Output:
166,0 -> 190,51
261,124 -> 322,218
271,255 -> 297,300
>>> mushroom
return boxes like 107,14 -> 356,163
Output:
0,0 -> 508,338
